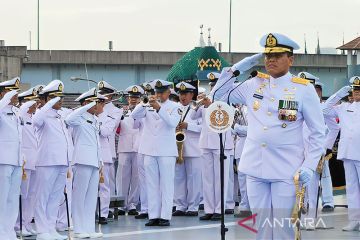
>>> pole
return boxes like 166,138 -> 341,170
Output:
228,0 -> 232,53
19,195 -> 23,240
64,190 -> 72,240
219,133 -> 228,240
37,0 -> 40,50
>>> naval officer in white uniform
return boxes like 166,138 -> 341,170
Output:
211,33 -> 326,239
172,82 -> 203,217
32,80 -> 72,240
0,78 -> 22,240
116,85 -> 144,216
323,76 -> 360,231
65,88 -> 106,239
130,79 -> 180,226
191,73 -> 234,221
15,88 -> 39,236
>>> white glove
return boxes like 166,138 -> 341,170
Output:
232,53 -> 263,73
42,97 -> 61,112
335,86 -> 351,98
298,166 -> 314,187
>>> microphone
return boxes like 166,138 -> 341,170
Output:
226,70 -> 258,104
211,69 -> 240,102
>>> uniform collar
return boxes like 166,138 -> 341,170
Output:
269,72 -> 292,84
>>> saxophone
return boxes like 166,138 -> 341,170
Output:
291,173 -> 306,240
175,106 -> 187,164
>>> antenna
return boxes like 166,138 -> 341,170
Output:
109,41 -> 113,51
207,28 -> 212,46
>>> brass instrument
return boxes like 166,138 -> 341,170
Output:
190,94 -> 210,111
176,106 -> 189,164
291,173 -> 306,240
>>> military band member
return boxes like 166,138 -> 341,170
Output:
131,79 -> 180,226
97,95 -> 117,225
323,76 -> 360,231
170,88 -> 180,102
0,78 -> 22,240
15,88 -> 39,236
33,80 -> 72,240
65,88 -> 106,239
212,33 -> 326,239
98,80 -> 121,217
116,85 -> 144,215
191,73 -> 234,221
134,81 -> 156,220
172,82 -> 203,217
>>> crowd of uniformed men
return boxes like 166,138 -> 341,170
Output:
0,33 -> 360,240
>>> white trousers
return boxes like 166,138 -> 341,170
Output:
110,158 -> 116,196
144,155 -> 176,220
202,150 -> 230,214
226,155 -> 235,209
0,165 -> 21,240
343,159 -> 360,221
137,154 -> 148,214
99,163 -> 114,216
117,152 -> 139,210
237,159 -> 250,211
247,176 -> 295,240
174,156 -> 203,212
320,161 -> 334,207
15,169 -> 37,231
57,166 -> 73,229
34,166 -> 67,234
72,164 -> 99,234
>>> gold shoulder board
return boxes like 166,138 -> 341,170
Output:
256,71 -> 270,80
291,77 -> 309,85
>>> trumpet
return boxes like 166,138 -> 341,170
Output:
190,94 -> 211,111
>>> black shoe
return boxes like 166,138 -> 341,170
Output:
199,214 -> 213,221
128,209 -> 139,216
135,213 -> 149,219
172,210 -> 186,216
158,219 -> 170,226
225,209 -> 234,215
321,205 -> 334,213
98,217 -> 108,224
108,211 -> 114,219
185,211 -> 198,216
118,209 -> 126,215
199,204 -> 204,211
234,210 -> 252,218
145,219 -> 159,226
211,213 -> 222,221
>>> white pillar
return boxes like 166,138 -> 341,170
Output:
356,50 -> 360,65
347,50 -> 353,65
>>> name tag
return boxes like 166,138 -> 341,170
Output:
87,120 -> 93,124
346,110 -> 354,112
278,100 -> 299,122
7,113 -> 14,115
253,94 -> 264,100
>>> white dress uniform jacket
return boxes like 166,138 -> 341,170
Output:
65,102 -> 102,168
178,104 -> 202,157
323,97 -> 360,161
33,98 -> 72,166
117,109 -> 139,153
212,69 -> 326,180
0,104 -> 22,166
104,102 -> 122,158
19,110 -> 37,170
99,112 -> 117,163
131,100 -> 181,157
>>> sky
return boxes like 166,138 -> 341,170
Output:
1,0 -> 359,53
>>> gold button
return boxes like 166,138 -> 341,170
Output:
267,111 -> 272,116
261,143 -> 267,147
270,97 -> 275,102
263,126 -> 268,130
271,84 -> 276,88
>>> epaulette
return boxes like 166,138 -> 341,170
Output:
291,77 -> 309,85
255,71 -> 270,80
107,115 -> 115,120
